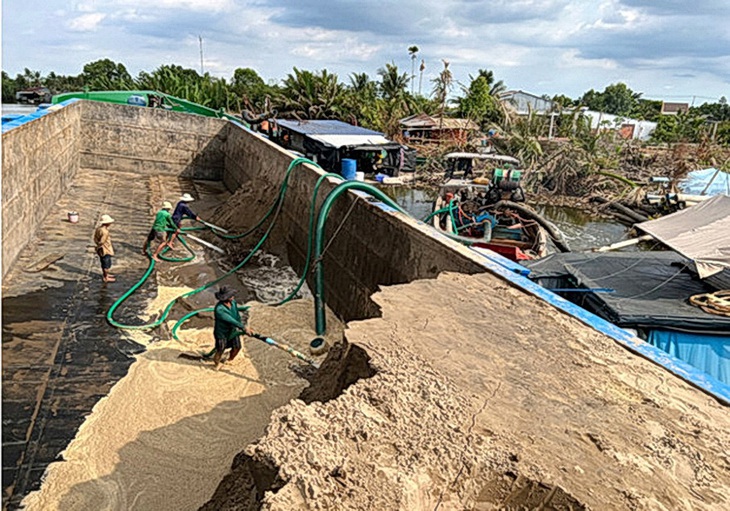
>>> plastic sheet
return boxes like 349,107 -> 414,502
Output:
648,329 -> 730,385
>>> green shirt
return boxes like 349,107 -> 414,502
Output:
152,209 -> 176,232
214,299 -> 245,340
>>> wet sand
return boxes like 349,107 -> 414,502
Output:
204,272 -> 730,510
20,285 -> 341,511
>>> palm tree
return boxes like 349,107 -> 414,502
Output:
408,46 -> 419,95
431,60 -> 453,125
376,63 -> 412,137
276,68 -> 346,119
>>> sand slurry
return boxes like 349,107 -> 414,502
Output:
206,272 -> 730,510
20,284 -> 341,511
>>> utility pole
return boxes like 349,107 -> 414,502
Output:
199,35 -> 204,75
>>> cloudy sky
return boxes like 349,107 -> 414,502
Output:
2,0 -> 728,102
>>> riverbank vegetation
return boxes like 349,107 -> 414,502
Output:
4,57 -> 729,204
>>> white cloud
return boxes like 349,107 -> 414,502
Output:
559,49 -> 618,70
67,12 -> 106,32
115,0 -> 234,12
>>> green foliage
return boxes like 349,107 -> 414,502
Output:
82,59 -> 134,90
275,67 -> 346,119
455,69 -> 505,128
231,68 -> 270,111
344,72 -> 379,127
692,100 -> 730,121
716,122 -> 730,145
375,63 -> 413,137
492,109 -> 546,168
2,71 -> 16,102
651,111 -> 707,143
580,82 -> 642,116
551,94 -> 577,109
632,99 -> 662,121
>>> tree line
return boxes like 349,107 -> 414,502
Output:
2,57 -> 728,145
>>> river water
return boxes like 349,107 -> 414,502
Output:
380,185 -> 630,253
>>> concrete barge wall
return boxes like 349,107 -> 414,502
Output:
223,126 -> 488,321
2,101 -> 228,279
2,103 -> 81,277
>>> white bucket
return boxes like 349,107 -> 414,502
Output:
68,211 -> 79,223
355,171 -> 365,182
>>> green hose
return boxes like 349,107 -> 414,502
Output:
170,171 -> 343,342
422,205 -> 451,223
312,181 -> 484,336
107,157 -> 319,331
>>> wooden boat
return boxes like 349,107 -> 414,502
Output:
431,178 -> 548,261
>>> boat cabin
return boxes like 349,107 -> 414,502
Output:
268,119 -> 416,176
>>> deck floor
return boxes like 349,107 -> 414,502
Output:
2,169 -> 181,508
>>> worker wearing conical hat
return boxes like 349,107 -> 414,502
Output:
94,214 -> 116,283
142,201 -> 179,262
213,286 -> 253,371
168,193 -> 201,249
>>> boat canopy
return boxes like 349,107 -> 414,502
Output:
636,194 -> 730,278
443,152 -> 520,165
679,167 -> 730,196
524,251 -> 730,333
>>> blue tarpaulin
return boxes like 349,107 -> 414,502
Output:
648,330 -> 730,385
679,167 -> 730,196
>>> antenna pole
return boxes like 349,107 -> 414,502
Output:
199,35 -> 204,75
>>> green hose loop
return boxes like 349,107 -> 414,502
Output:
107,157 -> 320,332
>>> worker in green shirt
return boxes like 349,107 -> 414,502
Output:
213,286 -> 252,370
142,201 -> 180,262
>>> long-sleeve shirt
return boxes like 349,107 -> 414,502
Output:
152,209 -> 177,232
93,225 -> 114,256
214,299 -> 246,340
172,201 -> 197,227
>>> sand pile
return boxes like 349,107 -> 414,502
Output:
203,272 -> 730,510
20,284 -> 341,511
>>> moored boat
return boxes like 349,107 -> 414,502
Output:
429,155 -> 551,261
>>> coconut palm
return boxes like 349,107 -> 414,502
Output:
408,46 -> 419,94
275,68 -> 346,119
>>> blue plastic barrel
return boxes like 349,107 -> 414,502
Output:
341,158 -> 357,180
127,95 -> 147,107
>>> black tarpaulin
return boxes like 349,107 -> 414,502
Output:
524,251 -> 730,333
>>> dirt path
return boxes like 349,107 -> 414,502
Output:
206,272 -> 730,510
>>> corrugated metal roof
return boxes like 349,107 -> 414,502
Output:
276,119 -> 383,136
308,134 -> 394,148
399,114 -> 479,130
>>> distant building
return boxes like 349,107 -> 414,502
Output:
15,87 -> 51,105
399,113 -> 480,145
580,109 -> 657,141
499,90 -> 555,115
268,119 -> 415,176
661,102 -> 690,116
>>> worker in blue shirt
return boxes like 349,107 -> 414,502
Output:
169,193 -> 201,248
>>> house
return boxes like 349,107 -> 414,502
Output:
499,90 -> 555,115
580,109 -> 657,140
399,113 -> 480,145
15,87 -> 51,105
268,119 -> 415,176
499,90 -> 560,138
661,102 -> 690,116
